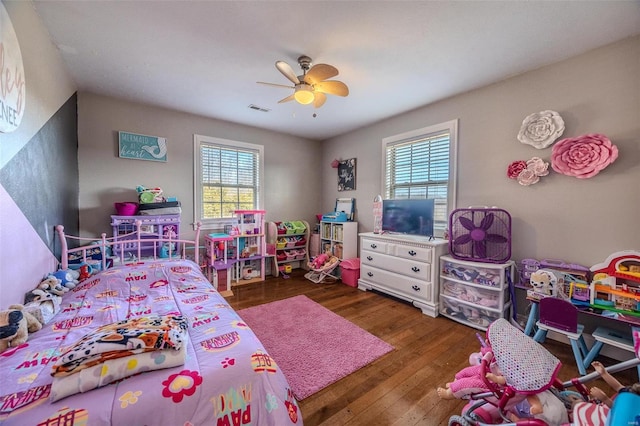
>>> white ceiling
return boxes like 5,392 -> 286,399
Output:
32,1 -> 640,141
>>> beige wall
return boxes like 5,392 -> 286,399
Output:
77,93 -> 323,240
323,35 -> 640,268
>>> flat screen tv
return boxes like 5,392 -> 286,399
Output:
381,198 -> 435,237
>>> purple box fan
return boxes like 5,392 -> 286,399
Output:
448,207 -> 512,264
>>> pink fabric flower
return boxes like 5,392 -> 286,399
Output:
517,169 -> 540,186
508,157 -> 550,186
507,161 -> 527,179
526,157 -> 549,177
551,134 -> 618,179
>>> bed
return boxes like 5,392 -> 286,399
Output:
0,222 -> 302,425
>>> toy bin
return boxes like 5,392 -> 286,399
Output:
114,202 -> 138,216
340,258 -> 360,287
291,221 -> 306,234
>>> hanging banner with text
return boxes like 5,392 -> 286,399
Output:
1,3 -> 26,133
118,131 -> 167,162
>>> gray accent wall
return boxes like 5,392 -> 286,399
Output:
0,94 -> 79,255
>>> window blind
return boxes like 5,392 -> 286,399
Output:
200,142 -> 260,219
384,131 -> 451,229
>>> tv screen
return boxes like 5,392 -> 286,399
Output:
382,198 -> 435,237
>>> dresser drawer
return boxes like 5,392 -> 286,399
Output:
361,250 -> 430,281
361,238 -> 389,254
440,294 -> 511,331
391,244 -> 433,262
441,279 -> 509,309
361,264 -> 433,303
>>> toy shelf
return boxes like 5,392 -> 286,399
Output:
267,221 -> 310,276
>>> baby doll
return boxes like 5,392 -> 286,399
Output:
437,348 -> 502,400
507,390 -> 569,424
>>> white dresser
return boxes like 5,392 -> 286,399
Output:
357,232 -> 449,317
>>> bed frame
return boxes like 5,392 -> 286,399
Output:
56,220 -> 201,271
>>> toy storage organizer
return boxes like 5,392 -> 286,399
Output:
111,214 -> 180,259
439,255 -> 515,331
267,221 -> 310,277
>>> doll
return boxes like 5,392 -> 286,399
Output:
588,360 -> 639,407
437,348 -> 502,400
572,361 -> 640,426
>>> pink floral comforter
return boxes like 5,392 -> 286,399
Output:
0,259 -> 301,425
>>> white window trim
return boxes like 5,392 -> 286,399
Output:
381,119 -> 458,236
193,134 -> 264,231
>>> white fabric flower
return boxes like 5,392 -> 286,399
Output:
526,157 -> 549,176
517,110 -> 565,149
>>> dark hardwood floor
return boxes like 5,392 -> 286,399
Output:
226,271 -> 636,426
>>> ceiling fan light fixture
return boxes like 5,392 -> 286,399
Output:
294,84 -> 315,105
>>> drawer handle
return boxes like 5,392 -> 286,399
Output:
408,250 -> 417,256
411,266 -> 420,273
367,256 -> 373,261
412,285 -> 420,292
370,243 -> 377,249
367,272 -> 374,277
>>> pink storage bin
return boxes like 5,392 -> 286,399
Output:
114,202 -> 138,216
340,258 -> 360,287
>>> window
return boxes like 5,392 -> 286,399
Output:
382,119 -> 458,236
194,135 -> 263,229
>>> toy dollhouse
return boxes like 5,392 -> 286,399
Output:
590,251 -> 640,315
204,210 -> 267,296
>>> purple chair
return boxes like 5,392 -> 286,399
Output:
532,297 -> 592,375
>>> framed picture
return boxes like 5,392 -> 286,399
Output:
338,158 -> 356,191
118,131 -> 167,162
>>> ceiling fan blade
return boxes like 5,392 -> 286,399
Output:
275,61 -> 300,84
278,94 -> 295,104
314,80 -> 349,97
303,63 -> 339,85
257,81 -> 295,89
313,92 -> 327,108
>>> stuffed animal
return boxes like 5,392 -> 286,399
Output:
39,276 -> 68,296
0,304 -> 42,353
78,264 -> 92,281
529,270 -> 556,296
310,253 -> 329,269
52,269 -> 78,290
24,288 -> 62,324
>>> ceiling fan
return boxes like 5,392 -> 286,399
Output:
257,55 -> 349,108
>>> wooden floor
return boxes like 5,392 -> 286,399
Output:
226,271 -> 636,426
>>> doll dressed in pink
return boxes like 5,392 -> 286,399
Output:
437,346 -> 501,400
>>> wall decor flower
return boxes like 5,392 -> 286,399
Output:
551,133 -> 618,179
517,110 -> 565,149
507,157 -> 549,186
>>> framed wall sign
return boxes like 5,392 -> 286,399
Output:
118,131 -> 167,162
1,3 -> 26,133
338,158 -> 356,191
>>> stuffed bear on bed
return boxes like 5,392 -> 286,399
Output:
0,304 -> 42,353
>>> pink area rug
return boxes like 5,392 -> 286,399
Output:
238,295 -> 394,400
